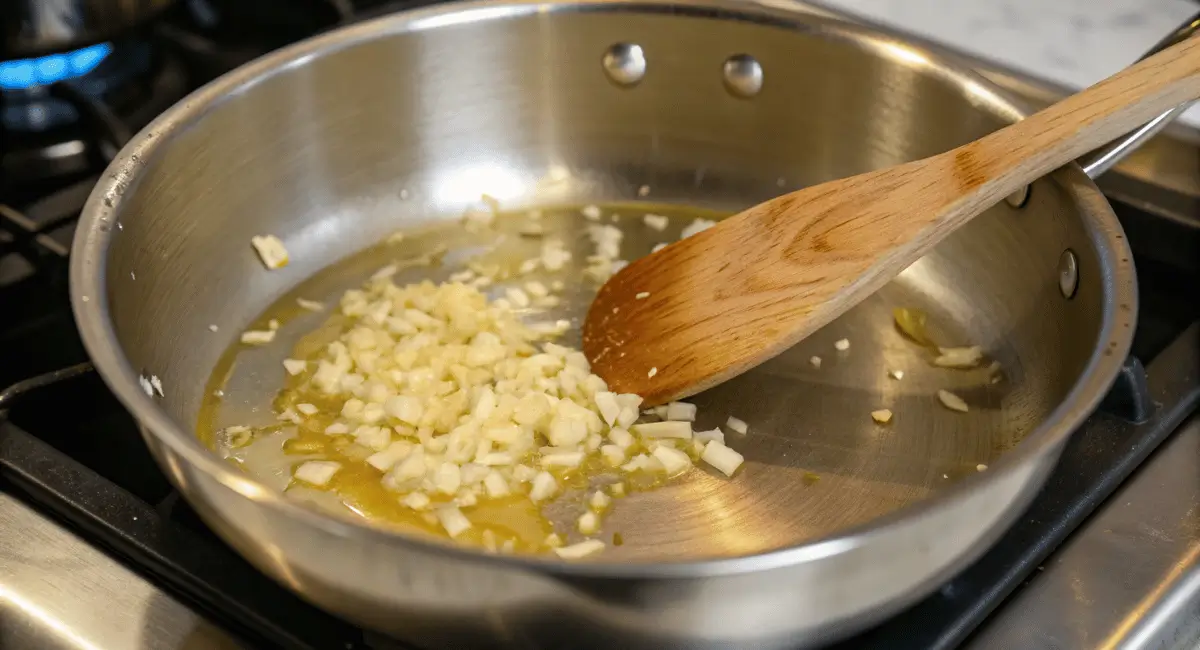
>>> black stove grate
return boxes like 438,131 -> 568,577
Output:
0,2 -> 1198,649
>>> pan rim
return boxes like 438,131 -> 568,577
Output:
69,0 -> 1138,578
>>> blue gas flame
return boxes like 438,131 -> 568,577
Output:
0,43 -> 113,90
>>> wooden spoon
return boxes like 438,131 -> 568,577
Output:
583,35 -> 1200,406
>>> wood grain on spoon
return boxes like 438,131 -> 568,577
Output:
583,35 -> 1200,406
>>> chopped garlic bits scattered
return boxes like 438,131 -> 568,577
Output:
219,209 -> 768,559
871,409 -> 893,424
938,389 -> 970,413
643,214 -> 669,231
220,425 -> 252,448
436,505 -> 472,537
589,490 -> 611,511
701,441 -> 744,477
694,428 -> 725,445
241,329 -> 276,345
540,238 -> 572,271
934,346 -> 984,369
680,218 -> 715,239
577,511 -> 599,534
665,401 -> 697,422
233,269 -> 747,559
653,445 -> 691,476
295,460 -> 340,486
141,374 -> 164,398
555,539 -> 606,559
834,338 -> 850,351
251,235 -> 289,269
632,421 -> 691,439
584,224 -> 625,283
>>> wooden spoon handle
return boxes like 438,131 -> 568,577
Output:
956,34 -> 1200,203
866,34 -> 1200,277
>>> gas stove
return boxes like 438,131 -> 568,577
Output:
0,2 -> 1197,649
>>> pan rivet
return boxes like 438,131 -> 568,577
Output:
1058,249 -> 1079,299
723,54 -> 763,97
602,43 -> 646,87
1005,184 -> 1031,208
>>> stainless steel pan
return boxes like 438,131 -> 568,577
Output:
69,1 -> 1186,647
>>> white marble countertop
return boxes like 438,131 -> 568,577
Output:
811,0 -> 1200,126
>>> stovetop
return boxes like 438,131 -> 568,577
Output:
0,2 -> 1198,650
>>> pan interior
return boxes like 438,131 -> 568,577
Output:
102,8 -> 1105,561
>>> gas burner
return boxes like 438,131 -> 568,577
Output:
0,42 -> 187,188
1,42 -> 152,133
0,177 -> 93,284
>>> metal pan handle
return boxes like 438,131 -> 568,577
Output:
1079,13 -> 1200,179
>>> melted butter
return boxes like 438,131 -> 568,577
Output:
197,203 -> 729,553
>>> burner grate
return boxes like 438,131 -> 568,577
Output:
0,176 -> 98,284
0,45 -> 188,192
0,203 -> 73,256
0,202 -> 70,286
